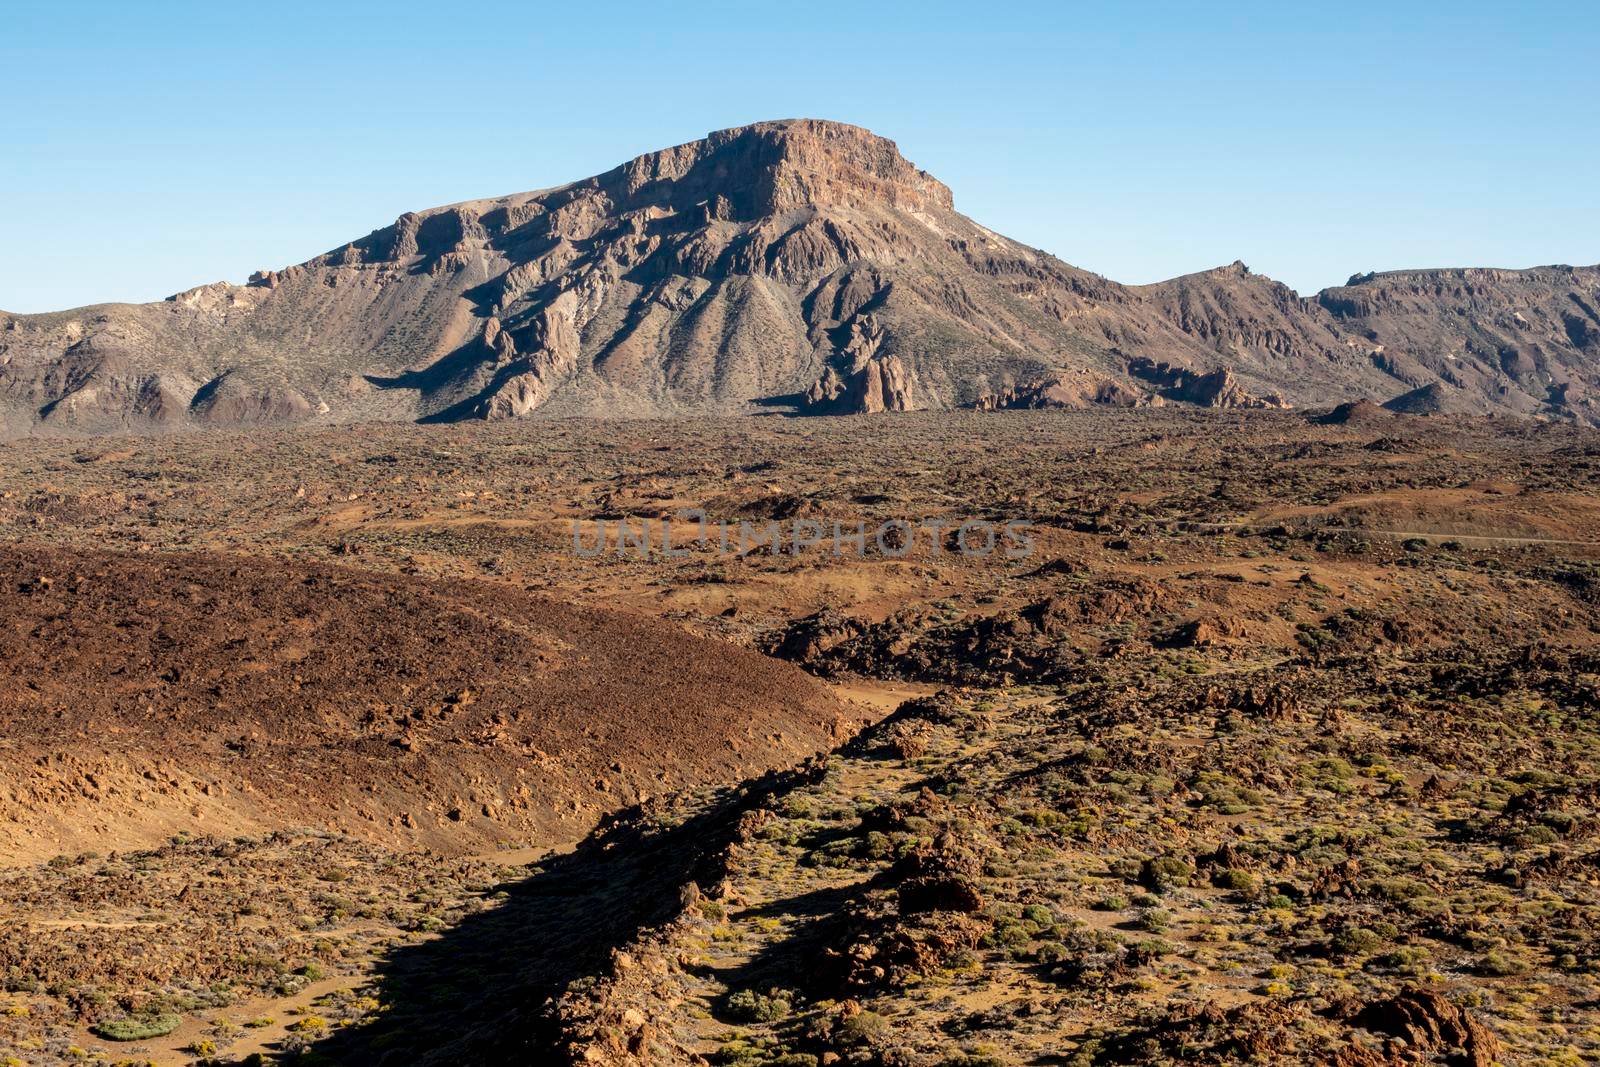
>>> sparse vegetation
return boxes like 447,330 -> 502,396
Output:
2,413 -> 1599,1065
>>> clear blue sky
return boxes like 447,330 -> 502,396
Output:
3,1 -> 1596,312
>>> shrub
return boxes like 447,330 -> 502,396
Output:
837,1010 -> 890,1044
91,1014 -> 181,1042
1215,868 -> 1257,893
1331,926 -> 1385,958
1139,855 -> 1194,891
1033,941 -> 1070,966
725,988 -> 792,1023
1305,757 -> 1358,793
986,921 -> 1032,948
1135,908 -> 1171,933
714,1039 -> 767,1066
1378,946 -> 1431,972
861,831 -> 895,860
939,1053 -> 1009,1067
1478,951 -> 1530,977
1192,773 -> 1263,813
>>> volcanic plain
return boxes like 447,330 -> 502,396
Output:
2,408 -> 1600,1065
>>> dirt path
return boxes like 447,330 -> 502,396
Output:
828,677 -> 941,715
1187,520 -> 1600,547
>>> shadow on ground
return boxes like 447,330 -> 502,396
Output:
696,877 -> 882,1025
303,771 -> 806,1065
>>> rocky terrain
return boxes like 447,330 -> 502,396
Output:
2,408 -> 1600,1063
0,544 -> 852,866
3,120 -> 1597,434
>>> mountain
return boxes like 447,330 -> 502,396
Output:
1320,266 -> 1600,420
2,119 -> 1597,434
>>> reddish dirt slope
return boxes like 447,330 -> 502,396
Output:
0,545 -> 850,863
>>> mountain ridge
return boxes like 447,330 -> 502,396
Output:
2,118 -> 1597,435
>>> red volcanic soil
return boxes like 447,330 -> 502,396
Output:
0,545 -> 852,863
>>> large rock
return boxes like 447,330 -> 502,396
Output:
973,375 -> 1155,410
805,353 -> 914,414
1348,987 -> 1502,1067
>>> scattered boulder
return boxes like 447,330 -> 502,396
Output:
1345,987 -> 1502,1067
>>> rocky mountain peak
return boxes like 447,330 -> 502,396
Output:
611,118 -> 955,217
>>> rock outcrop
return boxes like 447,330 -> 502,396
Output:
804,356 -> 914,414
1346,987 -> 1502,1067
972,375 -> 1155,410
1127,358 -> 1291,409
476,292 -> 582,420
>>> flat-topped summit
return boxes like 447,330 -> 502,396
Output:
611,119 -> 955,216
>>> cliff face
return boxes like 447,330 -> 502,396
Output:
2,120 -> 1596,435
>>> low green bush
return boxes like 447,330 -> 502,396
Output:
91,1014 -> 181,1042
